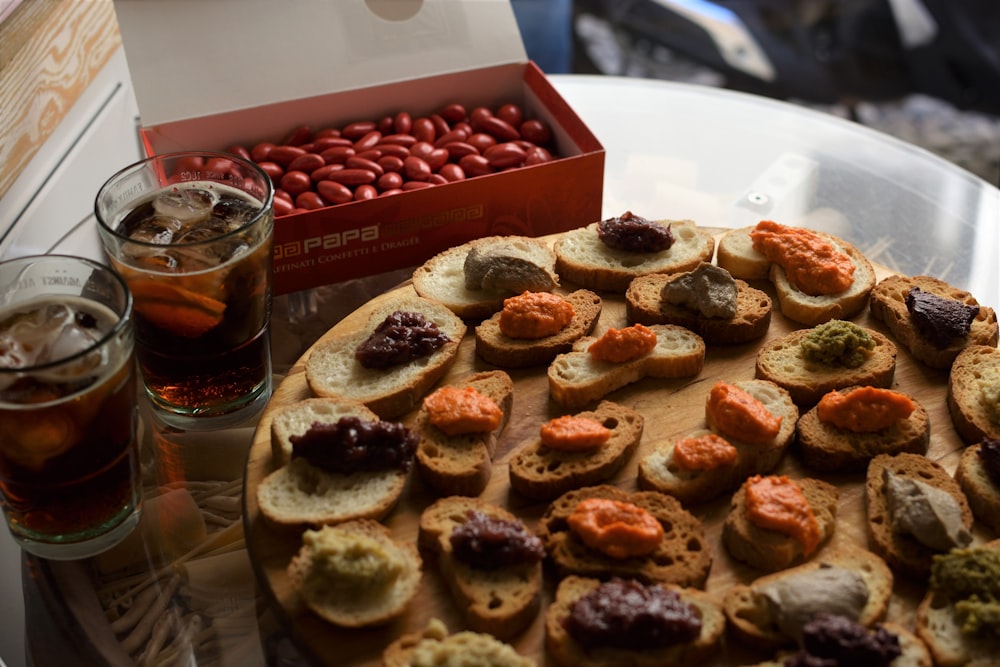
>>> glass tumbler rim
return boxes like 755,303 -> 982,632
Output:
93,149 -> 275,249
0,253 -> 133,376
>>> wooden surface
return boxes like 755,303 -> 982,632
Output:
0,0 -> 120,200
243,236 -> 983,666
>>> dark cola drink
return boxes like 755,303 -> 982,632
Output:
105,180 -> 274,428
0,257 -> 141,560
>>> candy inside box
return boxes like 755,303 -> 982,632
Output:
113,0 -> 605,295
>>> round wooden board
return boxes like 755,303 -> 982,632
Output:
243,232 -> 983,666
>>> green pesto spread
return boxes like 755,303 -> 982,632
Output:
800,319 -> 875,367
930,546 -> 1000,635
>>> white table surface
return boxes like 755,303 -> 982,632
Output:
1,54 -> 998,666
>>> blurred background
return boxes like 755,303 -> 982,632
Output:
512,0 -> 1000,184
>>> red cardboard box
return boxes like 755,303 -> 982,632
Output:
113,0 -> 604,295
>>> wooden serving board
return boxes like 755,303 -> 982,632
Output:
243,234 -> 983,666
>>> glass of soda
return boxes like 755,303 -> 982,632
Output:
95,152 -> 275,430
0,255 -> 141,559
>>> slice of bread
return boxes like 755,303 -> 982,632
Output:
547,324 -> 705,410
508,400 -> 644,500
915,539 -> 1000,667
553,218 -> 715,292
797,387 -> 930,472
544,575 -> 725,667
383,618 -> 536,667
411,236 -> 559,320
746,621 -> 932,667
474,289 -> 603,368
864,452 -> 974,579
722,476 -> 839,572
870,274 -> 999,369
269,396 -> 379,467
947,345 -> 1000,443
286,519 -> 421,628
716,225 -> 876,326
256,397 -> 410,528
417,496 -> 543,640
755,324 -> 897,407
722,543 -> 894,651
955,442 -> 1000,534
304,294 -> 466,419
537,485 -> 712,587
638,379 -> 798,505
413,370 -> 514,497
625,272 -> 772,344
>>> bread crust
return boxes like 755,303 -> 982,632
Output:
638,379 -> 798,505
722,476 -> 839,572
417,496 -> 542,640
722,543 -> 894,652
947,344 -> 1000,443
755,324 -> 897,407
547,324 -> 705,410
304,294 -> 466,419
474,289 -> 602,368
625,272 -> 772,344
286,519 -> 421,628
553,219 -> 715,292
544,575 -> 725,667
870,274 -> 998,369
413,370 -> 514,497
864,452 -> 974,579
955,442 -> 1000,534
797,387 -> 930,472
508,400 -> 644,500
538,485 -> 712,587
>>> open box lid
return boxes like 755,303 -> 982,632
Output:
113,0 -> 528,127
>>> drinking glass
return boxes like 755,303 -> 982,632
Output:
95,152 -> 275,430
0,255 -> 141,559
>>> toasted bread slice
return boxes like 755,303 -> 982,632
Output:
553,218 -> 715,292
947,345 -> 1000,443
417,496 -> 542,640
304,294 -> 466,419
411,236 -> 559,320
723,543 -> 893,651
955,442 -> 1000,534
383,619 -> 535,667
865,452 -> 974,579
797,387 -> 930,472
722,476 -> 839,572
746,622 -> 932,667
286,519 -> 421,628
269,396 -> 379,467
413,370 -> 514,497
537,485 -> 712,587
638,379 -> 798,505
626,272 -> 772,344
545,575 -> 725,667
716,225 -> 876,326
755,324 -> 897,407
508,400 -> 644,500
915,539 -> 1000,667
547,324 -> 705,410
475,289 -> 603,368
870,274 -> 998,369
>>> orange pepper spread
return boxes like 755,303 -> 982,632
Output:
498,291 -> 575,339
423,386 -> 503,436
706,381 -> 782,445
540,415 -> 611,452
674,433 -> 738,471
749,220 -> 855,296
567,497 -> 664,559
817,386 -> 915,433
744,475 -> 821,556
588,324 -> 657,363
